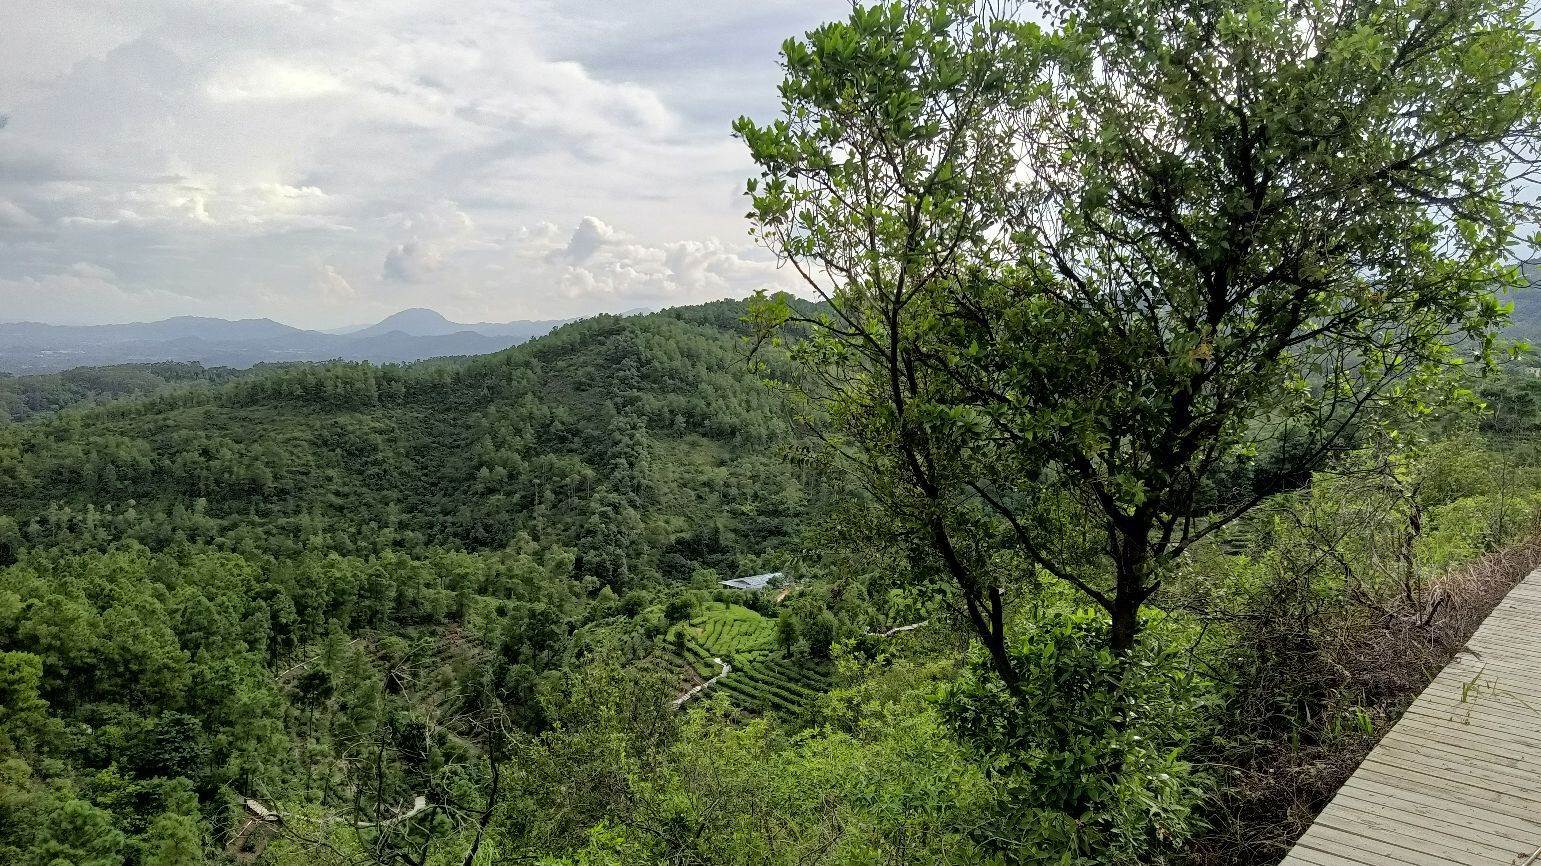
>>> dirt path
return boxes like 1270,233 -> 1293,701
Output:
671,657 -> 731,710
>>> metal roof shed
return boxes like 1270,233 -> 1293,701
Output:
719,571 -> 782,591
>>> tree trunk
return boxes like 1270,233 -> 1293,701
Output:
1109,591 -> 1141,655
461,756 -> 499,866
982,615 -> 1023,697
928,515 -> 1026,697
1109,516 -> 1155,655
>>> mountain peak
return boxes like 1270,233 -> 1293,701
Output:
353,309 -> 459,338
389,307 -> 450,321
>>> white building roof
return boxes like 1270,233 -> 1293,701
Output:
719,571 -> 782,591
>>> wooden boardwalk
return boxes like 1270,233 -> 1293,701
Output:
1280,569 -> 1541,866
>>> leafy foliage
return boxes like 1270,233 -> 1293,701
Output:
942,609 -> 1215,863
736,0 -> 1541,680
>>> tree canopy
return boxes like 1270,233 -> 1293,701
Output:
736,0 -> 1541,678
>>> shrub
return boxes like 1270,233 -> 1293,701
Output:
663,594 -> 696,625
940,608 -> 1216,864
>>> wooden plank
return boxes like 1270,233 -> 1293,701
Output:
1357,752 -> 1541,806
1386,699 -> 1541,737
1352,763 -> 1541,824
1418,682 -> 1541,711
1279,566 -> 1541,865
1430,656 -> 1541,684
1404,677 -> 1541,713
1399,699 -> 1541,739
1478,595 -> 1541,612
1455,615 -> 1541,636
1372,731 -> 1531,772
1462,632 -> 1541,650
1335,780 -> 1541,844
1391,696 -> 1541,740
1409,688 -> 1541,722
1422,662 -> 1541,695
1317,808 -> 1534,863
1461,630 -> 1541,651
1377,718 -> 1541,765
1465,624 -> 1541,640
1396,690 -> 1541,723
1287,827 -> 1440,866
1445,641 -> 1541,667
1436,663 -> 1541,690
1430,659 -> 1541,688
1296,822 -> 1483,866
1369,739 -> 1541,791
1286,845 -> 1359,866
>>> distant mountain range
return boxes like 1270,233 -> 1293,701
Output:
347,308 -> 575,339
0,308 -> 580,374
1503,262 -> 1541,347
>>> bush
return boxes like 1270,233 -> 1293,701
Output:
940,608 -> 1216,865
663,594 -> 696,625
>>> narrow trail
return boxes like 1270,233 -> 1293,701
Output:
864,621 -> 927,638
354,795 -> 429,828
671,657 -> 731,710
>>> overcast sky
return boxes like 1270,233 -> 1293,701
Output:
0,0 -> 837,327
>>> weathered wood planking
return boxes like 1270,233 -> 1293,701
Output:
1279,570 -> 1541,866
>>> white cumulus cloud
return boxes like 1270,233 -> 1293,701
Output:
0,0 -> 837,327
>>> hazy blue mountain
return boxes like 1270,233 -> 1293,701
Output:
0,308 -> 569,374
476,318 -> 576,338
350,308 -> 465,338
0,316 -> 307,345
320,322 -> 371,335
1501,262 -> 1541,346
350,308 -> 571,339
334,329 -> 526,363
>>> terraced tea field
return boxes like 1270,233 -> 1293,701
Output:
663,602 -> 832,716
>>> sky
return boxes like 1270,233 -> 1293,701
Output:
0,0 -> 837,328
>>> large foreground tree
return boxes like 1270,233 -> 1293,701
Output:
736,0 -> 1541,687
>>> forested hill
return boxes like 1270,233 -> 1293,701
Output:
1,362 -> 253,425
0,300 -> 860,866
0,300 -> 812,577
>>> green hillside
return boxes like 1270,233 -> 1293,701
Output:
665,601 -> 834,717
0,302 -> 811,575
0,362 -> 254,426
6,308 -> 1541,866
0,301 -> 869,866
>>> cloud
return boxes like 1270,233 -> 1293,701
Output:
0,0 -> 836,327
382,240 -> 438,282
0,200 -> 39,227
0,265 -> 204,324
315,264 -> 357,304
381,202 -> 476,282
205,61 -> 348,103
68,261 -> 116,280
549,215 -> 619,264
507,215 -> 800,307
